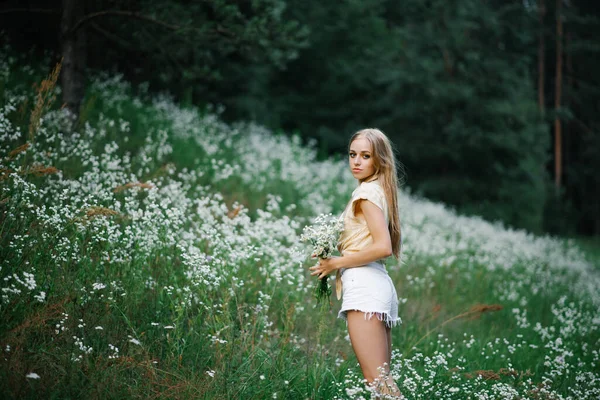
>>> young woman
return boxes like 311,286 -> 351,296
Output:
309,128 -> 403,398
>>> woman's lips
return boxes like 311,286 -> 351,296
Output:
352,168 -> 362,172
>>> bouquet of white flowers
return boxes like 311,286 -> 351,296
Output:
300,213 -> 344,304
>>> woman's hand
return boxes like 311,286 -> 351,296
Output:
309,256 -> 340,280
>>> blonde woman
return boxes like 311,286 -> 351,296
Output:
310,128 -> 403,398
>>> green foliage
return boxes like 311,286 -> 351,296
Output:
84,0 -> 309,111
553,1 -> 600,236
263,0 -> 550,233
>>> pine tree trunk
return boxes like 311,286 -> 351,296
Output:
538,0 -> 546,114
554,0 -> 563,194
60,0 -> 86,115
565,30 -> 573,194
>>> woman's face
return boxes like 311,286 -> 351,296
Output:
349,136 -> 376,181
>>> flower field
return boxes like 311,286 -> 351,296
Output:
1,55 -> 599,399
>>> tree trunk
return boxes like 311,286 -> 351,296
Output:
565,30 -> 573,194
554,0 -> 563,194
538,0 -> 545,114
60,0 -> 86,115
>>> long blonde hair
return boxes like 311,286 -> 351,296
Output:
349,128 -> 402,259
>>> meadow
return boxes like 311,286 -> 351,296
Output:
1,54 -> 599,399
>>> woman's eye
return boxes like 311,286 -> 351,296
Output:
363,155 -> 370,159
349,153 -> 356,158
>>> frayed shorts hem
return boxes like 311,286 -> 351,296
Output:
338,308 -> 402,328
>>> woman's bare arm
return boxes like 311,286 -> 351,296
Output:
310,199 -> 392,279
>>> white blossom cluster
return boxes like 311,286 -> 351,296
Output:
300,213 -> 344,259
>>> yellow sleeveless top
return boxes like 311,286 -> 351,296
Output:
338,179 -> 389,256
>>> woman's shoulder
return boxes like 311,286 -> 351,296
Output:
357,178 -> 384,195
352,178 -> 386,207
347,178 -> 388,219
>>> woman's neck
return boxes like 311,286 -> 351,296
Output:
360,175 -> 379,184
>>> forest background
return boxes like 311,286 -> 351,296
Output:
1,0 -> 599,238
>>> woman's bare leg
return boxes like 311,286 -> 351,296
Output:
346,310 -> 390,382
347,311 -> 402,397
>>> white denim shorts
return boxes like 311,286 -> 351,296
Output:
337,261 -> 401,328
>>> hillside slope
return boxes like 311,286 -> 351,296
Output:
1,56 -> 599,399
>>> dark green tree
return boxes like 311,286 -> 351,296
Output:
0,0 -> 308,114
265,0 -> 550,232
543,0 -> 600,235
381,0 -> 549,232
